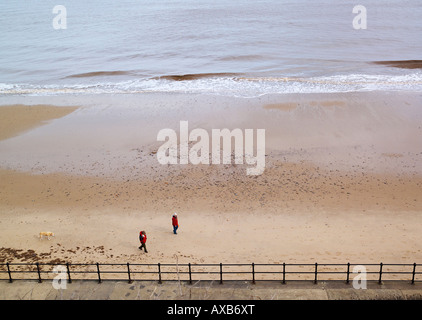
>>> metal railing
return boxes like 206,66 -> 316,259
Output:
0,262 -> 420,285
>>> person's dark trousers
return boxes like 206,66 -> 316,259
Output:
173,226 -> 178,234
139,243 -> 148,253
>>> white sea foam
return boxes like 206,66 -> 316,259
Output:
1,72 -> 421,98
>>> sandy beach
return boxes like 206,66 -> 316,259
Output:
0,92 -> 421,270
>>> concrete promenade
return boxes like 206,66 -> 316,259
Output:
1,280 -> 421,300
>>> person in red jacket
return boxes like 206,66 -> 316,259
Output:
138,230 -> 148,253
172,213 -> 179,234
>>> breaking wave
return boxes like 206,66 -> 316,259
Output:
1,72 -> 422,97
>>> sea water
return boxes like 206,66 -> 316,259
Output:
0,0 -> 421,97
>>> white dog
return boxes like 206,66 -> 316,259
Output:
39,231 -> 55,240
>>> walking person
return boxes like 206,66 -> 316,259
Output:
139,230 -> 148,253
172,213 -> 179,234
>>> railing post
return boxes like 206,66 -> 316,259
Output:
6,262 -> 12,283
282,263 -> 286,284
219,263 -> 223,284
188,263 -> 192,284
252,263 -> 255,284
378,262 -> 383,285
158,263 -> 162,284
66,262 -> 72,284
127,263 -> 132,284
314,263 -> 318,284
96,263 -> 102,283
346,262 -> 350,284
411,263 -> 416,285
36,262 -> 42,283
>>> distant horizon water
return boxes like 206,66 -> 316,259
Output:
1,0 -> 421,97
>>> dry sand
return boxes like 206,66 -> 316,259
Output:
0,94 -> 421,271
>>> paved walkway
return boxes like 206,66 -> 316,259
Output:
1,280 -> 421,300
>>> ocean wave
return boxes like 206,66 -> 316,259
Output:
153,72 -> 241,81
1,72 -> 422,97
373,60 -> 422,69
217,55 -> 264,62
65,71 -> 136,78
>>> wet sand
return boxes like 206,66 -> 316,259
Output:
0,92 -> 421,268
0,104 -> 77,141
